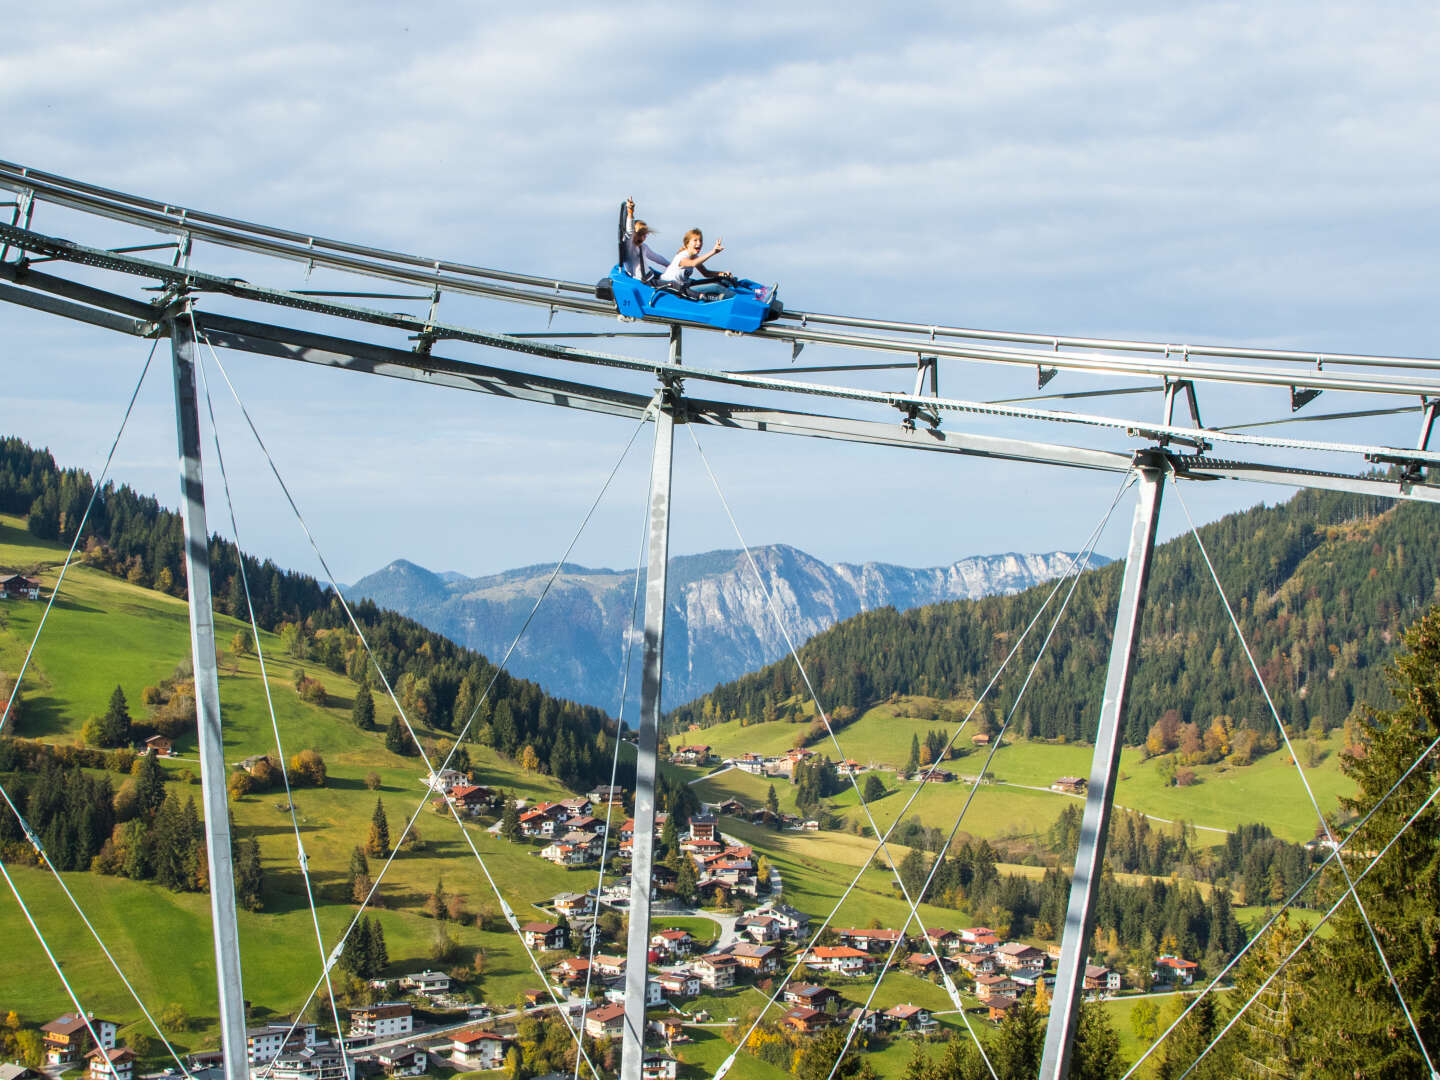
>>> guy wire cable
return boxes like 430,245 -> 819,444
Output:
1122,724 -> 1440,1078
820,466 -> 1130,1080
573,453 -> 655,1080
200,326 -> 652,1080
711,467 -> 1134,1080
196,331 -> 351,1075
1169,473 -> 1437,1074
1175,775 -> 1440,1080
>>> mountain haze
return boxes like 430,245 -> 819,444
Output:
345,546 -> 1105,713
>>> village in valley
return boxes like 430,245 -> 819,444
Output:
9,741 -> 1201,1080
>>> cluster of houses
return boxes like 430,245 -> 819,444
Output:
777,986 -> 937,1038
482,794 -> 609,866
789,926 -> 1131,1022
549,900 -> 812,1006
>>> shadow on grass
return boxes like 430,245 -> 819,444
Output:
11,695 -> 75,739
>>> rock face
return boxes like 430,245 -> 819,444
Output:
346,546 -> 1107,714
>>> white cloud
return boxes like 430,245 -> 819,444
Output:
2,1 -> 1437,578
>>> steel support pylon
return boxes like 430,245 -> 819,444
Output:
621,328 -> 681,1080
1041,453 -> 1166,1078
170,311 -> 248,1080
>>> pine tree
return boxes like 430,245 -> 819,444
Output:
347,846 -> 370,896
131,750 -> 166,819
501,796 -> 522,842
906,733 -> 920,775
1070,1000 -> 1126,1080
990,997 -> 1044,1079
352,684 -> 374,729
1226,912 -> 1310,1078
151,793 -> 192,891
384,717 -> 411,755
675,853 -> 699,905
1305,605 -> 1440,1078
659,814 -> 680,868
366,797 -> 390,856
1153,992 -> 1230,1080
234,837 -> 264,911
344,917 -> 372,976
368,915 -> 388,974
96,685 -> 132,747
765,783 -> 780,816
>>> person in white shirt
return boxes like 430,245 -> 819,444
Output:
660,228 -> 735,298
622,198 -> 669,282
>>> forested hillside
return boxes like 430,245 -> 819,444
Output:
0,436 -> 613,791
669,488 -> 1440,747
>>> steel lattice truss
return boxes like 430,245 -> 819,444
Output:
2,161 -> 1438,1080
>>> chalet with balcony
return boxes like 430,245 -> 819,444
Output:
884,1004 -> 935,1033
87,1048 -> 135,1080
41,1014 -> 117,1066
803,946 -> 873,976
1154,955 -> 1199,986
372,1045 -> 427,1077
584,1004 -> 627,1040
975,975 -> 1018,1002
520,921 -> 568,951
694,953 -> 739,989
1084,965 -> 1122,997
996,942 -> 1046,970
0,575 -> 42,600
451,1031 -> 511,1071
671,745 -> 713,766
348,1001 -> 412,1042
783,984 -> 842,1012
782,1008 -> 833,1035
651,929 -> 696,957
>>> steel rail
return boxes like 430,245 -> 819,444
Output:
767,305 -> 1440,373
0,160 -> 597,297
748,321 -> 1440,401
6,160 -> 1440,389
3,260 -> 1435,510
6,181 -> 1440,410
3,231 -> 1440,472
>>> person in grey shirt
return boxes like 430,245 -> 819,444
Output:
622,197 -> 669,282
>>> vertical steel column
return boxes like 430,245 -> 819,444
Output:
170,311 -> 248,1080
620,327 -> 681,1080
1041,452 -> 1166,1079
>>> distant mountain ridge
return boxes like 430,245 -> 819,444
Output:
345,546 -> 1107,713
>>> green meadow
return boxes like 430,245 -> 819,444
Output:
687,695 -> 1355,845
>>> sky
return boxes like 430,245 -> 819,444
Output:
3,2 -> 1438,587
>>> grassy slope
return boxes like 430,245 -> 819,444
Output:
1,515 -> 600,1037
689,696 -> 1354,844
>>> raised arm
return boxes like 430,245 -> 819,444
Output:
676,238 -> 725,271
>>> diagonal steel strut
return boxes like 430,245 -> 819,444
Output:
1041,453 -> 1165,1078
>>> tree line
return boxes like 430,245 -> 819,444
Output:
1,435 -> 616,792
0,740 -> 262,908
668,488 -> 1440,751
